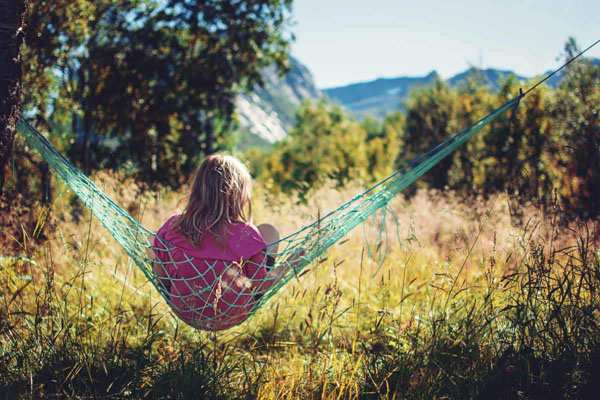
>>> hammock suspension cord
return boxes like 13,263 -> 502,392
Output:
16,39 -> 600,330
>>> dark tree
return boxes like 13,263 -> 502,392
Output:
403,79 -> 457,191
556,39 -> 600,218
0,0 -> 27,195
22,0 -> 293,187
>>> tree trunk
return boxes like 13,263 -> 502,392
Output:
0,0 -> 27,196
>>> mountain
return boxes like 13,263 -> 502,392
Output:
323,68 -> 527,120
322,58 -> 600,120
235,57 -> 322,149
322,72 -> 438,120
446,68 -> 528,90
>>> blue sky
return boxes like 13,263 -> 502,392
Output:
290,0 -> 600,88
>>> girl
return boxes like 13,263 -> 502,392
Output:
148,154 -> 294,331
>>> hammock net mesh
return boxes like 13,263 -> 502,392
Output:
18,96 -> 520,331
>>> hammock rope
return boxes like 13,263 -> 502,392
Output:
17,35 -> 600,331
17,93 -> 521,330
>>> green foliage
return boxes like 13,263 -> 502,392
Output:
554,58 -> 600,217
479,76 -> 558,204
363,112 -> 404,182
402,78 -> 459,190
445,80 -> 496,192
2,0 -> 293,257
254,101 -> 405,200
260,100 -> 369,199
252,51 -> 599,220
384,57 -> 599,218
21,0 -> 293,188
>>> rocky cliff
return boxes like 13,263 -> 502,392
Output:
235,57 -> 322,149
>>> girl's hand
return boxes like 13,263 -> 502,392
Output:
285,249 -> 307,274
266,249 -> 307,280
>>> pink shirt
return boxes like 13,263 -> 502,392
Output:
153,215 -> 268,330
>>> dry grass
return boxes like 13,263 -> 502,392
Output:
1,173 -> 599,399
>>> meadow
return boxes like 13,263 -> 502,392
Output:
2,2 -> 598,398
2,173 -> 599,399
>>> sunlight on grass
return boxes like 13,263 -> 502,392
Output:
1,173 -> 599,398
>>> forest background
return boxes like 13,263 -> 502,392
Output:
1,2 -> 599,242
1,0 -> 600,398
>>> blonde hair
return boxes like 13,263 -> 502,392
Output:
173,154 -> 252,249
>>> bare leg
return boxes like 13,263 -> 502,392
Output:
253,225 -> 305,291
257,223 -> 280,256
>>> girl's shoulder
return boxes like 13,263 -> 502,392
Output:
228,222 -> 267,258
154,214 -> 191,250
155,217 -> 266,259
156,214 -> 181,238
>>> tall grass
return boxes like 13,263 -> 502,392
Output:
1,174 -> 599,399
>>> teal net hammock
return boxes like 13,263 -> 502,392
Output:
18,95 -> 522,331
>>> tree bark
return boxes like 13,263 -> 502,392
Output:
0,0 -> 27,196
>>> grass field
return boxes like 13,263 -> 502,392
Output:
1,174 -> 599,399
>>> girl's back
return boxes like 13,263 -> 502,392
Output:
149,154 -> 291,331
153,215 -> 268,330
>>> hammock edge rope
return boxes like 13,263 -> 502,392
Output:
17,94 -> 521,331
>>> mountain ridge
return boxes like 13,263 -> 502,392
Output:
235,57 -> 600,147
323,58 -> 600,119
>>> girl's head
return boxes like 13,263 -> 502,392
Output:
174,154 -> 252,248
